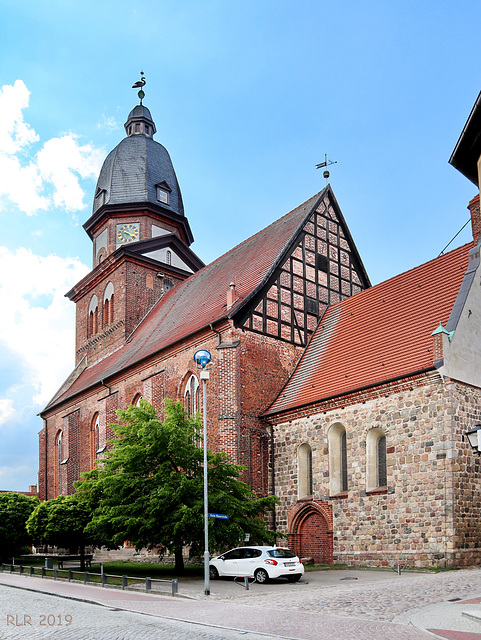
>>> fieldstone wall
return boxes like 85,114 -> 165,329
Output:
272,372 -> 481,568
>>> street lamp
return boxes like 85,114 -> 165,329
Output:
193,348 -> 212,596
465,424 -> 481,454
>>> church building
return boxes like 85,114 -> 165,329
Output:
39,90 -> 481,569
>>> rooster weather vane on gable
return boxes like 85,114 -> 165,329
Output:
132,71 -> 146,105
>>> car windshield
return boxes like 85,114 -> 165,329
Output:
267,549 -> 296,559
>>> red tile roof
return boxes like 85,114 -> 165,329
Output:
265,243 -> 472,417
44,190 -> 325,411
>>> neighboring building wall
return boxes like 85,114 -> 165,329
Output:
272,372 -> 481,568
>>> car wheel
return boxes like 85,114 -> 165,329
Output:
255,568 -> 269,583
209,566 -> 219,580
288,574 -> 302,582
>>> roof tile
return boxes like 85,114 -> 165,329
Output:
266,243 -> 472,416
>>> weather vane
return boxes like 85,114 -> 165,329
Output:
316,154 -> 337,185
132,71 -> 146,105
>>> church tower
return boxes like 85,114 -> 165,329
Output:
66,93 -> 204,367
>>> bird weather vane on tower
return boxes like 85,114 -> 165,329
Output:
132,71 -> 146,105
316,154 -> 337,185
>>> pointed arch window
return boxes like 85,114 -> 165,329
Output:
90,413 -> 100,466
328,423 -> 348,496
132,394 -> 143,407
103,282 -> 114,326
54,431 -> 63,496
298,443 -> 313,499
88,295 -> 99,336
184,374 -> 199,418
366,429 -> 387,492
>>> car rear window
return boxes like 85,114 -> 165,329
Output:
267,549 -> 296,559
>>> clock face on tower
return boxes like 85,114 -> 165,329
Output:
116,223 -> 140,245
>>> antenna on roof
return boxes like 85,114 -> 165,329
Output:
316,154 -> 337,185
132,71 -> 146,105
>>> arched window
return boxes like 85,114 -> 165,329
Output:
54,430 -> 63,496
298,443 -> 313,499
166,250 -> 172,265
90,413 -> 100,466
88,295 -> 99,336
366,428 -> 387,491
132,394 -> 143,407
328,423 -> 348,496
184,374 -> 199,417
103,282 -> 114,326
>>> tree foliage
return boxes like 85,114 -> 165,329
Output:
0,492 -> 39,561
76,399 -> 278,571
26,493 -> 99,570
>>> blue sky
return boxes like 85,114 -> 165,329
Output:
0,0 -> 479,491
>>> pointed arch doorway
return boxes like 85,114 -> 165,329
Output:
288,502 -> 333,564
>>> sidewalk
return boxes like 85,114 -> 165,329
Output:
1,568 -> 481,640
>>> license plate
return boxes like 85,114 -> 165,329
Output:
284,562 -> 296,566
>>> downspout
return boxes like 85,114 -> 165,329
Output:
270,424 -> 277,534
100,380 -> 111,396
43,418 -> 48,501
209,323 -> 222,347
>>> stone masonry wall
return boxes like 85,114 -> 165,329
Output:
272,372 -> 481,568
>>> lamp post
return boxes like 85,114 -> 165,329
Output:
465,424 -> 481,454
194,348 -> 212,596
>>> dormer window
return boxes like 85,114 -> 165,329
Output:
155,181 -> 172,205
95,188 -> 106,207
157,187 -> 169,204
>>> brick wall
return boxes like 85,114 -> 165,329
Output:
40,321 -> 301,500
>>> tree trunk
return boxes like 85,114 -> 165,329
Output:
174,546 -> 184,573
79,544 -> 85,572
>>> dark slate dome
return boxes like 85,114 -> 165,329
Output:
92,105 -> 184,217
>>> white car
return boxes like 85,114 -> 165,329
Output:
209,546 -> 304,583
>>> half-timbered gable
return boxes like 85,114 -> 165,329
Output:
232,187 -> 370,347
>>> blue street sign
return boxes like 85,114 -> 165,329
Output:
208,513 -> 229,520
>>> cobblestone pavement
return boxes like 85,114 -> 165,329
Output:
201,568 -> 481,623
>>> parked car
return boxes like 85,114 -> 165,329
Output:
209,546 -> 304,583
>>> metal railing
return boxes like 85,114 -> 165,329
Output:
1,563 -> 179,597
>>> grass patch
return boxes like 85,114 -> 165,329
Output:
90,560 -> 204,580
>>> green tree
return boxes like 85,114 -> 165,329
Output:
26,493 -> 98,570
76,399 -> 278,572
0,492 -> 39,561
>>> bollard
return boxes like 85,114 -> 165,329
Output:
244,576 -> 250,590
54,568 -> 58,580
19,565 -> 24,575
122,575 -> 127,590
101,573 -> 107,587
171,579 -> 178,596
145,577 -> 151,592
30,566 -> 34,576
41,567 -> 46,578
68,570 -> 72,582
1,564 -> 4,572
10,564 -> 14,573
84,571 -> 89,584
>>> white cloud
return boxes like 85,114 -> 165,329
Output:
0,399 -> 16,426
0,80 -> 103,216
37,135 -> 103,211
98,114 -> 120,133
0,246 -> 89,405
